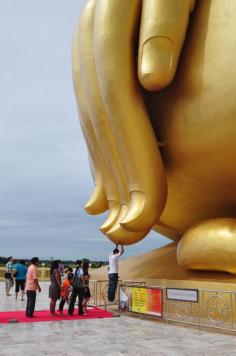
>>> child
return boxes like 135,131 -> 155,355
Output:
63,266 -> 73,275
58,272 -> 74,314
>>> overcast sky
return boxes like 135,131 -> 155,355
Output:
0,0 -> 169,260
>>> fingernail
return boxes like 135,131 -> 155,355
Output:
140,36 -> 173,90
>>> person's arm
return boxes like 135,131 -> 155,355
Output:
119,244 -> 124,256
81,274 -> 85,285
80,268 -> 85,285
84,274 -> 90,290
55,270 -> 61,289
33,268 -> 41,292
34,279 -> 41,292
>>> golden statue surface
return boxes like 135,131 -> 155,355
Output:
73,0 -> 236,274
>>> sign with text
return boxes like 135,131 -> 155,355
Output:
166,288 -> 198,303
131,287 -> 162,317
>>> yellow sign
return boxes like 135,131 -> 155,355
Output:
131,288 -> 148,314
131,287 -> 162,316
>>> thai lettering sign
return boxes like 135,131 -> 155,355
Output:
131,287 -> 162,317
166,288 -> 199,302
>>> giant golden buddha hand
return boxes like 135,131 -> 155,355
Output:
73,0 -> 194,244
73,0 -> 236,273
145,0 -> 236,273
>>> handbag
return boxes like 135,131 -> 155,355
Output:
4,272 -> 11,279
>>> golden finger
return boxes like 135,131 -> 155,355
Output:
73,23 -> 118,216
139,0 -> 195,90
94,0 -> 167,233
78,0 -> 147,244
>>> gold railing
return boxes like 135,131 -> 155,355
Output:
88,279 -> 146,307
89,279 -> 121,306
119,282 -> 236,334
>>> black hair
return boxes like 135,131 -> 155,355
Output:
50,260 -> 59,275
19,259 -> 25,265
7,256 -> 13,262
76,260 -> 82,266
113,248 -> 119,254
83,261 -> 89,271
31,257 -> 39,265
68,272 -> 74,281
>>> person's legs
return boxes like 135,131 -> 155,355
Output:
108,273 -> 118,302
31,291 -> 36,315
26,291 -> 36,317
50,298 -> 57,315
5,279 -> 11,296
108,274 -> 113,301
9,278 -> 13,294
26,291 -> 30,316
6,278 -> 12,296
83,287 -> 91,313
108,274 -> 112,301
59,298 -> 66,313
15,280 -> 20,299
82,297 -> 86,311
83,297 -> 90,313
20,280 -> 25,301
78,288 -> 84,315
68,286 -> 78,315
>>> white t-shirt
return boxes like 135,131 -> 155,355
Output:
108,254 -> 121,274
6,261 -> 12,272
73,267 -> 84,276
77,267 -> 84,277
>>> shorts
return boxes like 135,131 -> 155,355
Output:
5,278 -> 14,289
15,279 -> 26,292
84,286 -> 91,299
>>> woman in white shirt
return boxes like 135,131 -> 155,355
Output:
5,256 -> 14,296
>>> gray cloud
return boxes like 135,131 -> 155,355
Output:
0,0 -> 169,260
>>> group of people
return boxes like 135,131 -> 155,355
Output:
4,243 -> 124,318
48,259 -> 91,316
5,257 -> 27,300
4,257 -> 91,318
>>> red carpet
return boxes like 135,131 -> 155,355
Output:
0,307 -> 113,324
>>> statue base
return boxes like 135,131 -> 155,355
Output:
91,242 -> 236,291
92,243 -> 236,332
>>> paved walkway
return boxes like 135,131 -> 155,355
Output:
0,282 -> 236,356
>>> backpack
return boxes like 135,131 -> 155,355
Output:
72,268 -> 84,288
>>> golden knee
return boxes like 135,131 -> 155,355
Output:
177,218 -> 236,274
